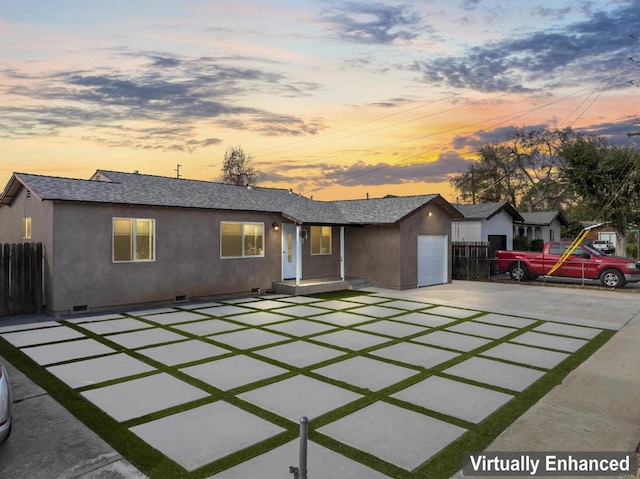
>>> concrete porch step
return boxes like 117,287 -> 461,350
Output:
271,277 -> 369,296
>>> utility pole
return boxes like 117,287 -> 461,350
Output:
175,164 -> 182,179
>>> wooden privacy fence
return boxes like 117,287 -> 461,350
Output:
452,241 -> 493,280
1,242 -> 44,316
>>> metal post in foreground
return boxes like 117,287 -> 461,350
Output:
289,416 -> 309,479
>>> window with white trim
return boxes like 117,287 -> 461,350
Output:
113,218 -> 155,262
311,226 -> 332,255
22,217 -> 32,239
221,222 -> 264,258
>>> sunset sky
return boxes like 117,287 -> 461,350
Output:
1,0 -> 639,201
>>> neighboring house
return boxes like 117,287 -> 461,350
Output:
581,222 -> 618,245
451,202 -> 524,256
517,211 -> 569,243
0,170 -> 462,315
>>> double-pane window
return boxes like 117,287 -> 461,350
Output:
221,222 -> 264,258
113,218 -> 155,262
311,226 -> 332,255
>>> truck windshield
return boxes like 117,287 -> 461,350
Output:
582,244 -> 605,257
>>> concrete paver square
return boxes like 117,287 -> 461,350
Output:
382,300 -> 431,310
427,306 -> 479,319
474,313 -> 537,329
211,328 -> 289,350
275,305 -> 328,317
511,331 -> 588,352
238,374 -> 361,421
445,357 -> 545,392
344,295 -> 388,304
370,342 -> 459,369
313,299 -> 361,310
197,305 -> 252,317
349,305 -> 403,318
243,299 -> 293,310
21,338 -> 115,366
394,312 -> 457,328
264,320 -> 336,337
1,326 -> 85,347
137,340 -> 230,366
256,341 -> 346,367
228,311 -> 288,326
182,301 -> 222,309
392,375 -> 513,424
141,310 -> 208,325
130,401 -> 285,472
82,373 -> 209,422
356,320 -> 427,337
482,342 -> 569,369
0,321 -> 60,333
128,307 -> 177,316
106,329 -> 187,349
173,319 -> 244,336
313,356 -> 418,391
210,439 -> 391,479
534,322 -> 601,339
64,313 -> 124,324
80,318 -> 153,335
313,329 -> 391,350
313,311 -> 372,326
47,353 -> 155,388
221,297 -> 261,304
277,296 -> 323,304
181,355 -> 288,391
412,330 -> 492,352
318,401 -> 466,471
446,322 -> 516,339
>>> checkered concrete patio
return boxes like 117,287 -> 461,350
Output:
0,292 -> 613,478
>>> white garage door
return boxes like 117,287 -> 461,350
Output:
417,235 -> 448,287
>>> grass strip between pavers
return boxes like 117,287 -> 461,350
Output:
0,290 -> 617,479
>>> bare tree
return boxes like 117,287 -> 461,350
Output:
220,146 -> 261,186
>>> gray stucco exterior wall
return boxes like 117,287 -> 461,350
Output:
344,201 -> 453,289
47,202 -> 297,314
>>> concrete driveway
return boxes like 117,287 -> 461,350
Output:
0,281 -> 638,479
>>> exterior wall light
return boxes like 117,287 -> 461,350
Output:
272,222 -> 280,231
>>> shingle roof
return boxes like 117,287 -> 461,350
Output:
2,170 -> 460,225
520,211 -> 569,226
335,195 -> 459,223
452,202 -> 524,222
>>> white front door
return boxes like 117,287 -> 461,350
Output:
282,223 -> 297,279
417,235 -> 448,287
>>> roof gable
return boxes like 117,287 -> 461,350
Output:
520,211 -> 569,227
452,202 -> 524,222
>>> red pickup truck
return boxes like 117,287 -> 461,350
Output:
495,241 -> 640,288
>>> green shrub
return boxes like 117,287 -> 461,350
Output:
530,239 -> 545,252
627,242 -> 638,259
514,236 -> 530,251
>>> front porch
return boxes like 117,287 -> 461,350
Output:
272,276 -> 369,296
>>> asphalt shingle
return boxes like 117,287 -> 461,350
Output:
6,170 -> 457,225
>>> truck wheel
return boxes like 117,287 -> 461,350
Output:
600,269 -> 626,288
509,263 -> 529,281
